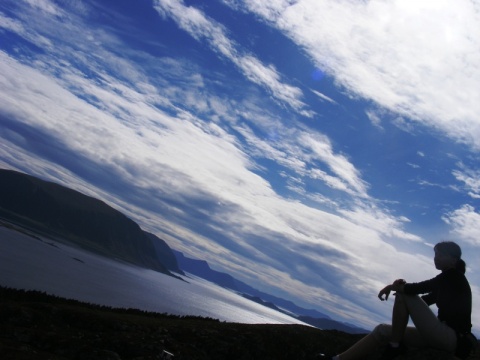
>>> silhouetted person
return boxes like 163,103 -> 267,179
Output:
323,241 -> 474,360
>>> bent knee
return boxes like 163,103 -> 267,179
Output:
395,292 -> 424,306
394,292 -> 409,302
372,323 -> 391,344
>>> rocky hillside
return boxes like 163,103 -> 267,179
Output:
1,287 -> 477,360
0,169 -> 180,275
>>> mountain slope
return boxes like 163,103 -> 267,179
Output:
146,232 -> 184,275
0,169 -> 177,275
174,250 -> 237,288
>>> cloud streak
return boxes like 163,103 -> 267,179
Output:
443,205 -> 480,247
153,0 -> 312,117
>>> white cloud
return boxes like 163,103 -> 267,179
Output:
234,121 -> 371,199
311,89 -> 336,104
153,0 -> 312,116
339,204 -> 423,243
300,133 -> 369,198
453,165 -> 480,199
225,0 -> 480,150
443,205 -> 480,246
0,12 -> 25,34
23,0 -> 61,16
365,109 -> 383,129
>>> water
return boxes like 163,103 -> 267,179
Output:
0,225 -> 309,325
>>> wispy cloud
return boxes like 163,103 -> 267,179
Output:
365,109 -> 383,129
23,0 -> 61,15
225,0 -> 480,150
443,205 -> 480,247
153,0 -> 312,116
453,164 -> 480,199
311,89 -> 336,104
339,204 -> 423,243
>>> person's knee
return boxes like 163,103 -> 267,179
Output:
372,323 -> 391,344
394,292 -> 407,304
398,293 -> 422,305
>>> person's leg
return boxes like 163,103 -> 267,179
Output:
399,294 -> 456,352
336,333 -> 380,360
336,324 -> 388,360
336,294 -> 455,360
337,295 -> 429,360
390,293 -> 410,344
370,293 -> 412,359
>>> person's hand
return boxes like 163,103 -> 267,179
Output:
378,285 -> 392,301
378,279 -> 407,301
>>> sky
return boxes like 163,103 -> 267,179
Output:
1,0 -> 480,331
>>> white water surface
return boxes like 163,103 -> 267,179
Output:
0,226 -> 309,325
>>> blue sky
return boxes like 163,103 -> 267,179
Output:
1,0 -> 480,330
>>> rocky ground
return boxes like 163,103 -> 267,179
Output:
0,287 -> 478,360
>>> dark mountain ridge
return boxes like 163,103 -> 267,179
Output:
0,169 -> 181,276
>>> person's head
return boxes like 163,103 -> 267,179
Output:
434,241 -> 466,273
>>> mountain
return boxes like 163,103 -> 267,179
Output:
0,169 -> 180,276
146,232 -> 184,275
174,250 -> 237,288
240,294 -> 284,312
173,250 -> 368,333
232,278 -> 333,321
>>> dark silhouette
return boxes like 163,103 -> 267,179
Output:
328,241 -> 475,360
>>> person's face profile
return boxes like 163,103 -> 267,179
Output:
434,250 -> 455,271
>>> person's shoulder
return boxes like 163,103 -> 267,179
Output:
439,268 -> 465,280
443,269 -> 471,286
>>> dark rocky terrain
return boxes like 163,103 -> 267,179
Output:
1,287 -> 478,360
0,286 -> 361,360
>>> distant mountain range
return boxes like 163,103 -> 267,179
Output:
0,168 -> 366,334
173,250 -> 366,334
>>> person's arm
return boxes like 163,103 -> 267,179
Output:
378,279 -> 406,301
403,276 -> 437,296
420,292 -> 436,305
